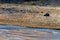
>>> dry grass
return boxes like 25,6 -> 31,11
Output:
0,4 -> 60,28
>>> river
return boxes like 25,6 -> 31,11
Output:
0,24 -> 60,40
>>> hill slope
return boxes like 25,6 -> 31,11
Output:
0,4 -> 60,29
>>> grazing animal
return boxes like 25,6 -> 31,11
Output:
44,12 -> 50,16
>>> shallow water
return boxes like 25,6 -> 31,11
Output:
0,25 -> 60,40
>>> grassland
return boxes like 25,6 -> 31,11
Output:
0,4 -> 60,29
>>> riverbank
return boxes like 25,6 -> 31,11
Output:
0,4 -> 60,29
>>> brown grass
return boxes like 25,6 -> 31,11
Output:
0,4 -> 60,28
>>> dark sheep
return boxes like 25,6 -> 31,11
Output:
44,12 -> 50,16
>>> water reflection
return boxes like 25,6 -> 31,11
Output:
0,25 -> 59,40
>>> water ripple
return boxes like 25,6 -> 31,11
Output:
0,25 -> 59,40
